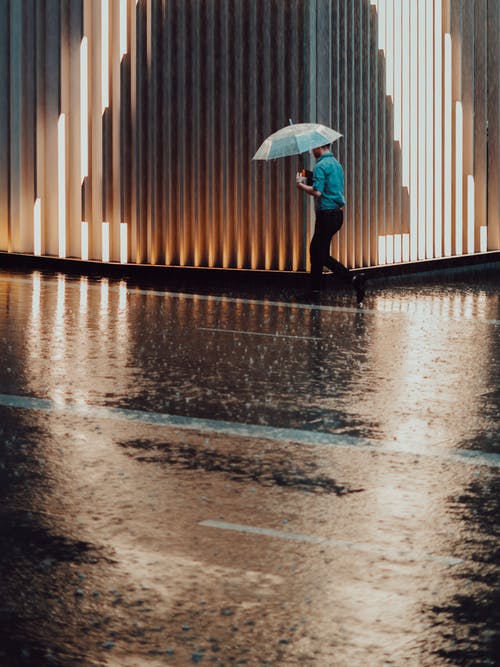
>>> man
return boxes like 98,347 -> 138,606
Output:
296,144 -> 366,303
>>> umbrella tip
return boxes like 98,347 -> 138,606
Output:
288,118 -> 293,125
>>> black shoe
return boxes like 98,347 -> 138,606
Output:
352,272 -> 366,305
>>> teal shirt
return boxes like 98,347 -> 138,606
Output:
313,152 -> 345,210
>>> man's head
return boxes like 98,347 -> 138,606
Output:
311,143 -> 331,159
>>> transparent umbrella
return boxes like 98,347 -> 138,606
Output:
252,122 -> 342,160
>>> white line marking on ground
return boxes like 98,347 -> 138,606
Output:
198,327 -> 322,341
199,520 -> 464,566
1,393 -> 500,468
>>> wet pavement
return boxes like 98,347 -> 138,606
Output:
1,267 -> 500,666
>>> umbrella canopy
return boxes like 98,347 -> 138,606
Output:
252,122 -> 342,160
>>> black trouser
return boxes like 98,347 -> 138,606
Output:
310,208 -> 351,289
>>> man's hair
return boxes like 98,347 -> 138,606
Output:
321,143 -> 331,149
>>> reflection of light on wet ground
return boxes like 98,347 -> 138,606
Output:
376,289 -> 498,323
364,291 -> 492,452
79,276 -> 88,315
31,271 -> 41,321
1,270 -> 500,665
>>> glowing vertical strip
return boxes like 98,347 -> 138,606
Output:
467,175 -> 475,254
385,1 -> 393,98
418,1 -> 426,259
120,223 -> 128,263
455,101 -> 463,255
434,3 -> 443,258
410,1 -> 418,260
58,114 -> 66,258
80,38 -> 88,183
102,222 -> 110,262
401,0 -> 410,187
425,0 -> 434,259
120,0 -> 127,59
378,0 -> 386,52
386,235 -> 394,263
102,0 -> 109,112
480,226 -> 488,252
402,233 -> 410,262
34,198 -> 41,256
394,234 -> 402,263
393,1 -> 402,142
444,34 -> 452,257
378,236 -> 386,264
81,222 -> 89,260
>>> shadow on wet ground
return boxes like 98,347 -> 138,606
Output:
119,437 -> 364,495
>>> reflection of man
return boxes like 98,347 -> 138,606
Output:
296,144 -> 365,303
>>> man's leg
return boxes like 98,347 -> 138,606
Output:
309,210 -> 340,290
323,209 -> 350,281
323,209 -> 367,303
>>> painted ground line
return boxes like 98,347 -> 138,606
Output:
198,327 -> 322,341
1,392 -> 500,469
3,273 -> 500,324
199,520 -> 464,566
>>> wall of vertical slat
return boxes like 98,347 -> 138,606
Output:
0,0 -> 499,272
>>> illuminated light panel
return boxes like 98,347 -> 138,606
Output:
378,0 -> 386,52
401,0 -> 410,187
376,5 -> 469,265
402,233 -> 410,262
444,34 -> 452,257
417,0 -> 427,260
409,0 -> 418,261
58,114 -> 66,258
120,223 -> 128,263
378,233 -> 410,265
120,0 -> 127,59
425,0 -> 434,259
385,2 -> 393,98
80,37 -> 88,182
455,101 -> 463,255
102,0 -> 109,112
467,175 -> 475,254
34,198 -> 41,256
102,222 -> 110,262
393,1 -> 401,142
81,221 -> 89,260
480,226 -> 488,252
434,1 -> 443,258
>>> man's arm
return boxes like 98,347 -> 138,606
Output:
296,178 -> 321,198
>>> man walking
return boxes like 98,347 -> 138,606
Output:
296,144 -> 365,303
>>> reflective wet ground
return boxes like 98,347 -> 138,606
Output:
1,268 -> 499,666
